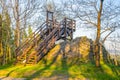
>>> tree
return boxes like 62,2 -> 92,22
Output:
0,12 -> 14,65
65,0 -> 120,67
94,0 -> 104,67
0,14 -> 3,65
0,0 -> 15,65
14,0 -> 20,47
8,0 -> 46,47
0,0 -> 47,64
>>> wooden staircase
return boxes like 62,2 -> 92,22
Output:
15,22 -> 49,65
15,15 -> 76,65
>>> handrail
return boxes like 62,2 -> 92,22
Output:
17,27 -> 48,56
37,27 -> 58,51
25,27 -> 59,64
36,28 -> 59,62
16,22 -> 46,50
36,27 -> 59,56
16,17 -> 76,64
60,18 -> 76,30
16,22 -> 47,56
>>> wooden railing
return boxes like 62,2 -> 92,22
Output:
16,22 -> 47,56
16,17 -> 76,64
36,27 -> 59,62
25,27 -> 59,64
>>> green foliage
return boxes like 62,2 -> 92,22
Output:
21,29 -> 27,42
0,12 -> 15,65
28,25 -> 33,36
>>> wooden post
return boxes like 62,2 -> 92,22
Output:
71,29 -> 73,40
46,11 -> 54,34
71,20 -> 73,40
58,24 -> 60,39
64,18 -> 67,41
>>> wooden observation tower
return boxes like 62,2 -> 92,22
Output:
15,10 -> 76,65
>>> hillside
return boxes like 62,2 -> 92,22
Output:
0,37 -> 120,80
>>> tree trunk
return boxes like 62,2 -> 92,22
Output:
0,15 -> 2,51
0,15 -> 3,65
95,0 -> 104,67
15,0 -> 20,47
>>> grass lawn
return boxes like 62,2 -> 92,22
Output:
0,60 -> 120,80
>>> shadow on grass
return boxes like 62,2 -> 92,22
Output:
102,46 -> 120,78
0,63 -> 13,70
25,42 -> 71,80
48,52 -> 69,80
99,63 -> 120,80
0,67 -> 19,80
6,68 -> 19,77
26,45 -> 61,80
80,62 -> 120,80
106,63 -> 120,78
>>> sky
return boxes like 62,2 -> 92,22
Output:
0,0 -> 119,55
51,0 -> 120,54
2,0 -> 119,54
33,0 -> 120,54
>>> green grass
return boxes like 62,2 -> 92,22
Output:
0,60 -> 120,80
